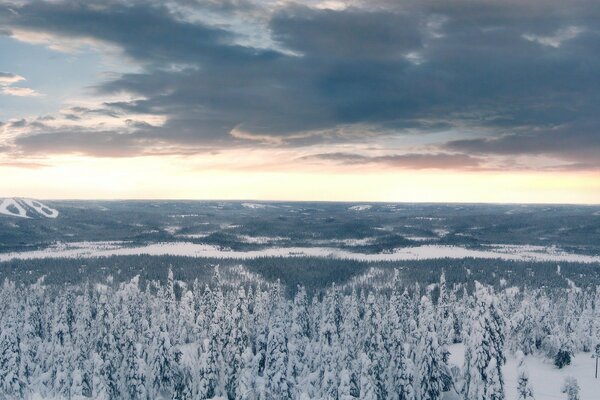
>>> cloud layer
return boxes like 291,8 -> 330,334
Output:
0,0 -> 599,170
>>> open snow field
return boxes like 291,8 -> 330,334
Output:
2,241 -> 600,264
446,344 -> 600,400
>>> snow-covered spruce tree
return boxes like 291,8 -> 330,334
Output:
318,285 -> 342,398
510,294 -> 537,356
0,304 -> 24,398
554,290 -> 578,368
415,295 -> 446,400
359,352 -> 377,400
71,288 -> 95,398
177,289 -> 196,345
386,281 -> 414,400
264,288 -> 292,399
338,290 -> 361,399
236,346 -> 257,399
576,294 -> 594,352
225,286 -> 250,399
362,292 -> 388,399
436,271 -> 454,347
149,314 -> 174,397
290,285 -> 311,393
593,286 -> 600,351
95,290 -> 122,399
561,377 -> 580,400
171,348 -> 193,400
120,327 -> 147,399
462,282 -> 506,400
516,351 -> 534,400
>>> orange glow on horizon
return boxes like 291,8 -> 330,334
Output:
1,154 -> 600,204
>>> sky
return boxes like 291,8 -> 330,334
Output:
1,0 -> 599,203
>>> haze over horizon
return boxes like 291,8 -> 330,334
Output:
1,0 -> 599,202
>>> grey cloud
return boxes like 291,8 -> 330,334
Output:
445,118 -> 600,163
1,0 -> 600,169
304,152 -> 482,169
270,6 -> 423,60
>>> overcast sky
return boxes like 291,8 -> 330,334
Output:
1,0 -> 599,202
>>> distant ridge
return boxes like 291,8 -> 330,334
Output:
0,198 -> 59,219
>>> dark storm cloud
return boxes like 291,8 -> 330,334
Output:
270,6 -> 423,60
2,0 -> 600,169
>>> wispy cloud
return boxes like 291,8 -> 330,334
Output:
0,71 -> 41,96
0,72 -> 25,85
523,26 -> 584,48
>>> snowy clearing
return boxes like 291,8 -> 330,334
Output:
348,205 -> 372,211
241,202 -> 267,209
1,242 -> 600,263
446,344 -> 600,400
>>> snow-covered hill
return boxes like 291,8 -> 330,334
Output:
0,198 -> 59,219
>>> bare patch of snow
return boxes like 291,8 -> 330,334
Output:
349,205 -> 372,211
405,236 -> 434,242
433,228 -> 450,237
241,202 -> 267,209
177,233 -> 211,239
164,226 -> 181,234
237,235 -> 289,244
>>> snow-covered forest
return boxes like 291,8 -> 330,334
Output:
0,269 -> 597,400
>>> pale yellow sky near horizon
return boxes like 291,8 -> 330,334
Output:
2,155 -> 600,204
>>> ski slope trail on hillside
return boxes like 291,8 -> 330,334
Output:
0,198 -> 59,219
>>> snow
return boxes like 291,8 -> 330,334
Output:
446,344 -> 600,400
164,225 -> 180,234
237,235 -> 288,244
349,205 -> 372,211
241,202 -> 267,209
177,233 -> 211,239
434,228 -> 450,237
0,198 -> 31,218
0,198 -> 58,219
308,237 -> 376,246
20,198 -> 59,218
2,242 -> 600,264
405,236 -> 434,242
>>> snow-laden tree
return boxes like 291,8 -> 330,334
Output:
516,351 -> 534,400
462,282 -> 506,400
415,296 -> 446,400
561,377 -> 580,400
359,352 -> 377,400
264,292 -> 292,399
236,347 -> 257,399
386,284 -> 414,400
0,272 -> 596,400
0,306 -> 24,397
510,295 -> 537,356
